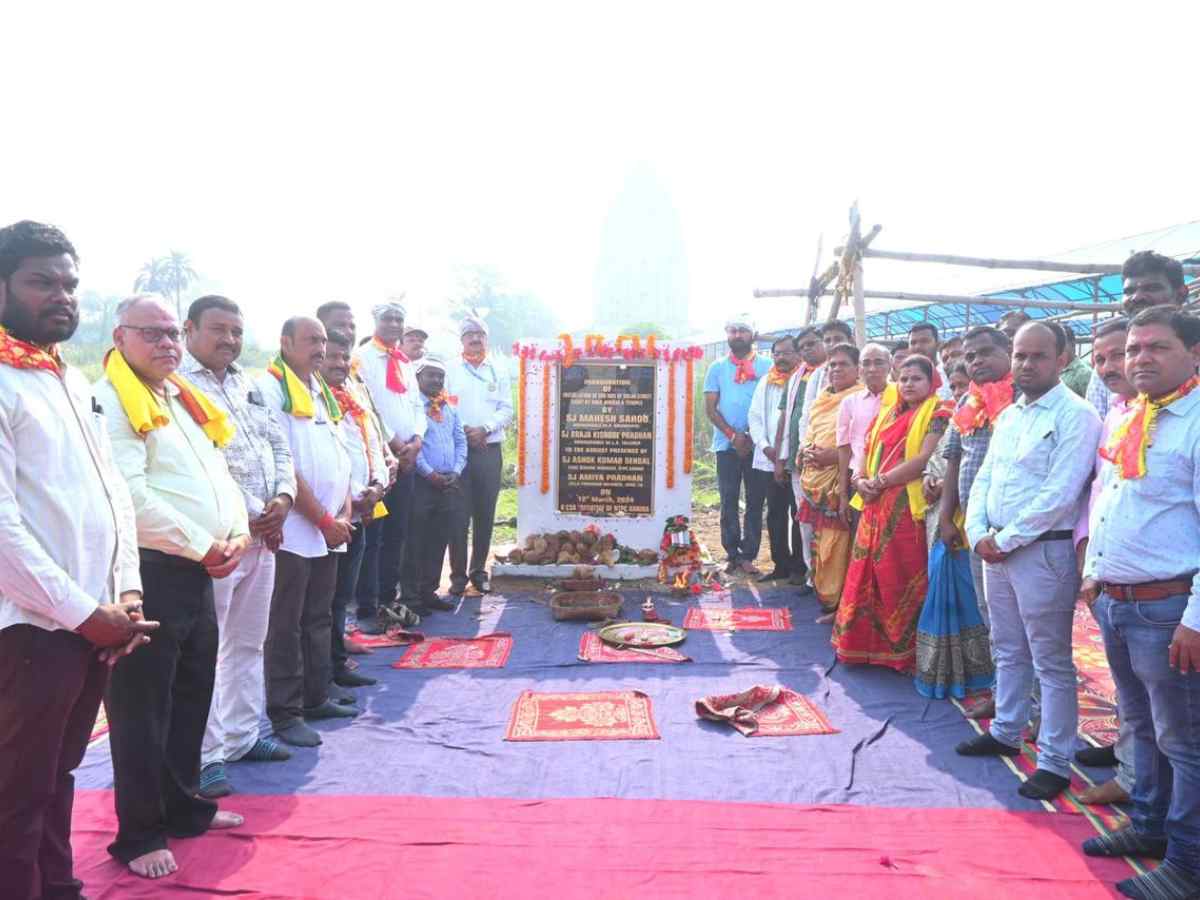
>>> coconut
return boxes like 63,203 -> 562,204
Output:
507,549 -> 525,564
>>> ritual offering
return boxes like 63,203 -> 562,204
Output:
641,597 -> 662,622
597,620 -> 686,648
550,591 -> 623,622
577,632 -> 689,664
558,564 -> 606,592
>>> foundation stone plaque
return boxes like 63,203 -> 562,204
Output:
557,362 -> 655,517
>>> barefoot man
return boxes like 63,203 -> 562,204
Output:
0,221 -> 158,900
95,295 -> 249,878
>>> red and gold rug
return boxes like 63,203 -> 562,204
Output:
505,690 -> 660,741
1073,607 -> 1118,745
683,607 -> 792,632
577,632 -> 689,664
393,633 -> 513,669
348,627 -> 426,649
696,685 -> 838,737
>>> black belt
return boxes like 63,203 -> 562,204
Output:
1033,530 -> 1074,543
139,547 -> 207,572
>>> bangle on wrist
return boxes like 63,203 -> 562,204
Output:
318,512 -> 335,530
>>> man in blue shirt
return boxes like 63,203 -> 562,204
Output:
406,356 -> 467,613
704,315 -> 772,574
958,321 -> 1101,801
1077,306 -> 1200,900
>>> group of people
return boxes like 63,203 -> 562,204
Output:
0,220 -> 512,894
705,250 -> 1200,900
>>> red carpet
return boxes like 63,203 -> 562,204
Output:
505,689 -> 661,741
683,606 -> 793,631
391,633 -> 513,669
69,790 -> 1130,898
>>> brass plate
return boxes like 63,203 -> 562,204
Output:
597,621 -> 686,648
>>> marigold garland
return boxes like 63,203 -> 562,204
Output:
516,354 -> 528,486
513,335 -> 703,368
540,361 -> 552,494
666,358 -> 676,490
683,355 -> 695,474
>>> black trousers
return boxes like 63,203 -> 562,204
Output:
376,470 -> 415,609
106,551 -> 218,864
410,476 -> 467,600
450,443 -> 502,589
332,527 -> 366,673
0,626 -> 107,900
265,550 -> 338,730
766,476 -> 805,577
355,518 -> 384,619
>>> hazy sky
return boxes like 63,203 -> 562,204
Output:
3,2 -> 1197,345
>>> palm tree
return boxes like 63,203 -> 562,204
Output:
133,252 -> 199,319
133,257 -> 167,296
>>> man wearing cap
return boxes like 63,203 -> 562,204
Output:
408,356 -> 467,610
402,325 -> 427,361
446,315 -> 513,596
704,315 -> 772,574
351,298 -> 425,630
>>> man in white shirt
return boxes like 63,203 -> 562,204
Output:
96,296 -> 250,879
747,335 -> 800,582
259,317 -> 356,748
445,315 -> 513,596
351,299 -> 425,629
321,331 -> 387,687
958,321 -> 1101,802
0,221 -> 156,900
180,295 -> 298,802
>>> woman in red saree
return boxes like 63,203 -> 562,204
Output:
832,356 -> 952,674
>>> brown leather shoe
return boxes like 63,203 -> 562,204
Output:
1078,778 -> 1130,806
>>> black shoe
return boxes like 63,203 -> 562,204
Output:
1083,825 -> 1168,860
448,581 -> 467,597
304,700 -> 358,720
275,722 -> 322,747
724,560 -> 740,574
334,669 -> 378,688
327,683 -> 358,705
423,595 -> 457,612
473,574 -> 492,594
956,732 -> 1020,757
757,570 -> 787,583
1075,744 -> 1118,767
1018,769 -> 1071,801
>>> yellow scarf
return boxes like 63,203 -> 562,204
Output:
849,386 -> 942,521
104,349 -> 235,447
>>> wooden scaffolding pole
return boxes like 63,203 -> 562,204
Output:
852,246 -> 1200,276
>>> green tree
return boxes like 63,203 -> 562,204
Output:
448,264 -> 560,350
134,251 -> 199,320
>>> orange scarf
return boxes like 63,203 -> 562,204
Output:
0,327 -> 63,374
952,373 -> 1014,436
426,390 -> 451,422
463,350 -> 487,366
372,336 -> 409,393
730,351 -> 759,384
1100,375 -> 1199,479
765,365 -> 791,387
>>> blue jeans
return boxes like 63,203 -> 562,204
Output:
715,450 -> 766,564
1094,592 -> 1200,876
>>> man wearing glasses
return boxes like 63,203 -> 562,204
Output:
94,296 -> 250,880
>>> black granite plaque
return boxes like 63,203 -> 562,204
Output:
556,362 -> 655,517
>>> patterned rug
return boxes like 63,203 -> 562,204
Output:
392,633 -> 513,669
577,632 -> 689,664
505,690 -> 660,741
347,627 -> 426,649
696,685 -> 838,737
89,704 -> 109,744
683,607 -> 793,632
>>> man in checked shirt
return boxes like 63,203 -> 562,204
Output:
180,296 -> 298,800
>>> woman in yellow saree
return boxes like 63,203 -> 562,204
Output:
797,344 -> 861,620
832,356 -> 952,673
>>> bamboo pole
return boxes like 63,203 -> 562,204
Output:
756,286 -> 1122,312
851,258 -> 866,345
846,246 -> 1200,275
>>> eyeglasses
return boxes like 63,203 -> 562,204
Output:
118,325 -> 182,344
